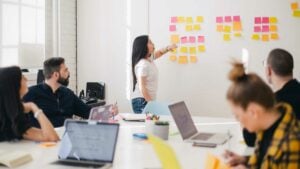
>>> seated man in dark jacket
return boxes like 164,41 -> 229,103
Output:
243,48 -> 300,146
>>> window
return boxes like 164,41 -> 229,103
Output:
0,0 -> 45,67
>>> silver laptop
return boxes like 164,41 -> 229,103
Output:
55,120 -> 119,168
169,101 -> 229,145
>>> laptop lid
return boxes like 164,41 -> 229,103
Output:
58,120 -> 119,164
168,101 -> 198,140
89,104 -> 113,121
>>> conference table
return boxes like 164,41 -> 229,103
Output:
0,114 -> 253,169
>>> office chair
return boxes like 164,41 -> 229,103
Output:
142,101 -> 171,115
37,69 -> 45,84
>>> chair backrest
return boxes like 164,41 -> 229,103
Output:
37,69 -> 45,84
142,101 -> 171,115
86,82 -> 105,100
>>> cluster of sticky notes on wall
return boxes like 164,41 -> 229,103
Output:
251,16 -> 279,42
216,16 -> 243,41
205,153 -> 230,169
169,16 -> 206,64
291,2 -> 300,17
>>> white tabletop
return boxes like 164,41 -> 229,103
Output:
0,114 -> 253,169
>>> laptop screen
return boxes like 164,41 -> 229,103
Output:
168,101 -> 198,139
58,120 -> 119,163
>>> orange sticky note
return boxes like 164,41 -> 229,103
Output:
262,34 -> 269,41
223,34 -> 231,41
177,16 -> 185,23
196,16 -> 204,23
190,56 -> 197,63
171,35 -> 180,43
233,22 -> 242,31
291,2 -> 298,10
178,56 -> 188,64
269,25 -> 277,32
169,55 -> 177,61
271,33 -> 279,40
189,47 -> 197,54
186,17 -> 193,24
180,47 -> 188,53
185,25 -> 193,31
293,10 -> 300,17
269,17 -> 278,23
223,26 -> 231,33
39,142 -> 57,148
205,153 -> 220,169
193,24 -> 201,31
198,45 -> 206,52
216,25 -> 223,32
252,34 -> 260,40
234,33 -> 242,37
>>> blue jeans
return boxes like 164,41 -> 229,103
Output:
131,97 -> 147,114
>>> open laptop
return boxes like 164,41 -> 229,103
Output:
168,101 -> 229,145
55,120 -> 119,168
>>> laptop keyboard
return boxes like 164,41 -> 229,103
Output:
191,133 -> 214,141
55,160 -> 106,168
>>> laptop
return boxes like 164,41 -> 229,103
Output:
168,101 -> 229,145
55,120 -> 119,168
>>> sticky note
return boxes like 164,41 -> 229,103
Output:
180,46 -> 188,53
216,16 -> 223,23
181,36 -> 188,44
39,142 -> 57,148
171,35 -> 180,43
291,2 -> 298,10
171,17 -> 178,23
205,153 -> 220,169
262,17 -> 269,24
234,33 -> 242,37
178,16 -> 185,23
255,17 -> 261,24
269,25 -> 277,32
293,10 -> 300,17
216,25 -> 223,32
189,47 -> 196,54
189,36 -> 196,43
193,24 -> 201,31
269,17 -> 277,23
262,34 -> 269,41
223,26 -> 231,33
185,25 -> 193,31
170,48 -> 177,54
169,25 -> 176,32
271,33 -> 279,40
254,26 -> 261,32
186,17 -> 193,24
196,16 -> 204,23
178,56 -> 188,64
198,36 -> 205,43
190,56 -> 197,63
262,25 -> 269,32
148,135 -> 182,169
233,16 -> 241,22
233,22 -> 242,31
198,45 -> 206,52
169,55 -> 177,61
252,34 -> 260,40
223,34 -> 231,41
225,16 -> 232,22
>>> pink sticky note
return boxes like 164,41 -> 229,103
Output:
216,16 -> 223,23
169,25 -> 176,32
198,36 -> 205,43
171,17 -> 177,23
255,17 -> 261,24
262,17 -> 269,24
254,26 -> 261,32
262,25 -> 269,32
189,36 -> 196,43
225,16 -> 232,22
181,36 -> 188,44
233,16 -> 240,22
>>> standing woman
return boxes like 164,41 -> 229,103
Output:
131,35 -> 177,113
0,66 -> 59,142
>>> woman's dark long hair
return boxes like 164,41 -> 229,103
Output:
0,66 -> 25,139
131,35 -> 149,91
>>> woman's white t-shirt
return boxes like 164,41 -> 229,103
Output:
132,59 -> 158,100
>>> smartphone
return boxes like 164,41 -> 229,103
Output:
192,142 -> 217,148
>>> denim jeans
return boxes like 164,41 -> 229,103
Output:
131,97 -> 147,114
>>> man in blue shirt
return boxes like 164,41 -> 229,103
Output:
23,57 -> 91,127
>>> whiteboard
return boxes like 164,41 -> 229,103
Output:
149,0 -> 300,117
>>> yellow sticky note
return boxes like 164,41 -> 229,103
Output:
223,26 -> 231,33
205,153 -> 220,169
189,47 -> 196,54
252,34 -> 260,40
223,34 -> 231,41
269,17 -> 278,23
170,35 -> 180,43
271,33 -> 279,40
220,163 -> 231,169
180,47 -> 188,53
198,45 -> 206,52
233,22 -> 242,31
178,56 -> 188,64
171,48 -> 177,54
234,33 -> 242,37
186,17 -> 193,24
216,25 -> 223,32
193,24 -> 201,31
190,56 -> 197,63
185,25 -> 193,31
293,10 -> 300,17
196,16 -> 204,23
169,55 -> 177,61
177,16 -> 185,23
262,34 -> 269,41
269,25 -> 277,32
291,2 -> 298,10
148,135 -> 181,169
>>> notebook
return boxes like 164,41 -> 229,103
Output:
55,120 -> 119,168
168,101 -> 229,145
